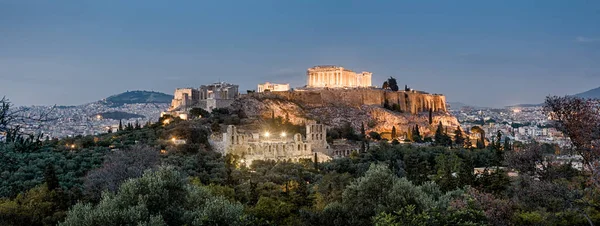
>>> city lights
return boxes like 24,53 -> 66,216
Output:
264,132 -> 270,137
280,132 -> 286,137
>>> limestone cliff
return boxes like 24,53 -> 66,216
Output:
230,89 -> 460,138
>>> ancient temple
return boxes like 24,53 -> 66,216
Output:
306,65 -> 372,88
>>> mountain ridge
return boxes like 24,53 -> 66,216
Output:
101,90 -> 173,106
574,86 -> 600,99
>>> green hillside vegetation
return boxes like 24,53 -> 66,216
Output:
104,90 -> 173,106
97,111 -> 145,120
1,96 -> 599,225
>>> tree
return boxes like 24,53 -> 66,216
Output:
61,167 -> 246,226
360,123 -> 366,139
1,96 -> 55,143
314,152 -> 319,170
190,107 -> 210,118
429,108 -> 433,125
503,137 -> 511,151
391,126 -> 397,140
544,95 -> 600,188
0,184 -> 68,226
44,163 -> 60,191
454,126 -> 465,148
369,131 -> 382,140
83,145 -> 160,201
434,122 -> 445,146
134,120 -> 141,129
412,125 -> 422,143
382,81 -> 390,90
118,119 -> 123,131
211,121 -> 221,133
387,77 -> 399,91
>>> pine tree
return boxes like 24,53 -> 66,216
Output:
412,125 -> 422,143
429,108 -> 433,125
44,163 -> 60,191
495,130 -> 503,150
361,141 -> 366,153
107,128 -> 112,134
454,126 -> 465,148
313,152 -> 318,170
387,77 -> 399,91
118,120 -> 123,131
382,81 -> 390,90
360,123 -> 366,140
391,126 -> 397,139
434,122 -> 444,146
134,120 -> 141,129
503,137 -> 511,151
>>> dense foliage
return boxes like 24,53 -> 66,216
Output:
1,96 -> 600,225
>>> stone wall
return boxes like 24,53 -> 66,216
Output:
249,88 -> 447,114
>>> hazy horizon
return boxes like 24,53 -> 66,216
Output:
2,0 -> 599,107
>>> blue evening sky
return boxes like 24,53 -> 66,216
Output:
1,0 -> 599,107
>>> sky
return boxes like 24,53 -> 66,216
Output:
1,0 -> 600,107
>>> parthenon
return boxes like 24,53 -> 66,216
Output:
307,65 -> 372,88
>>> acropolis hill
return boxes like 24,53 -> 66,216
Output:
230,65 -> 459,138
254,88 -> 447,114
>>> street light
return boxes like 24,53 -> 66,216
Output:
264,132 -> 270,137
280,132 -> 286,137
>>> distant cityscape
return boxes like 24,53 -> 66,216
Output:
6,65 -> 580,151
13,102 -> 168,139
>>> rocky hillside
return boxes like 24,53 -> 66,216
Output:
230,93 -> 461,137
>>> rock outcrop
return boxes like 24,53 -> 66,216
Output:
230,89 -> 460,138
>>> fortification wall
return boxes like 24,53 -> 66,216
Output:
251,89 -> 447,114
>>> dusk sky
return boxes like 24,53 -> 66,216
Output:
1,0 -> 599,107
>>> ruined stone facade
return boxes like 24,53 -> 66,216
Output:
307,65 -> 372,88
257,82 -> 290,93
222,124 -> 332,165
168,82 -> 239,113
170,88 -> 199,111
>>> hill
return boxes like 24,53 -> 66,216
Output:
574,86 -> 600,99
97,111 -> 145,120
230,90 -> 460,137
103,91 -> 173,106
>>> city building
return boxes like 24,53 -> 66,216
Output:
307,65 -> 372,88
221,123 -> 332,166
257,82 -> 290,92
